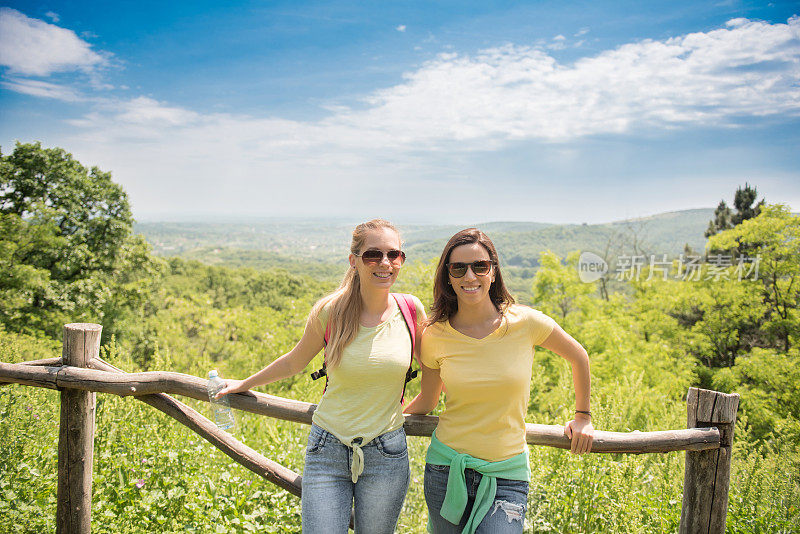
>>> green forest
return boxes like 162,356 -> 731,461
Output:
1,142 -> 799,532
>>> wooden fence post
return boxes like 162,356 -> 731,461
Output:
679,387 -> 740,534
57,323 -> 102,534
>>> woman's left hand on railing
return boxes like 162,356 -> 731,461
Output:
564,417 -> 594,454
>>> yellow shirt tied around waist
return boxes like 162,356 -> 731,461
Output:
311,297 -> 422,481
421,304 -> 556,462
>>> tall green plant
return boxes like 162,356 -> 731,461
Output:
709,204 -> 800,352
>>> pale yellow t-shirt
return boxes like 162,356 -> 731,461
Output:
311,297 -> 423,447
421,304 -> 556,462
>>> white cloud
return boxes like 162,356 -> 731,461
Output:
64,16 -> 800,150
1,78 -> 81,101
575,28 -> 589,37
46,17 -> 800,218
348,16 -> 800,143
115,96 -> 200,126
44,11 -> 59,23
0,8 -> 107,76
725,18 -> 750,28
396,25 -> 406,32
546,34 -> 567,50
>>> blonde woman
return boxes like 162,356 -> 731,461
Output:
404,228 -> 593,534
217,219 -> 425,533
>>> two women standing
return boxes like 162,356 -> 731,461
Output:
218,220 -> 593,533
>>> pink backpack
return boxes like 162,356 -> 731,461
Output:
310,293 -> 419,403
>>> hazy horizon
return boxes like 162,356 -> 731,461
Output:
132,206 -> 718,227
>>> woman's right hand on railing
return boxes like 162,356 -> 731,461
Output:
215,379 -> 247,399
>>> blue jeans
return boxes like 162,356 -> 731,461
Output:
424,463 -> 529,534
301,424 -> 410,534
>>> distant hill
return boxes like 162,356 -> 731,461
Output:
401,209 -> 713,267
487,208 -> 713,267
135,208 -> 714,269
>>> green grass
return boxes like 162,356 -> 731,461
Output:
2,333 -> 798,532
1,255 -> 799,533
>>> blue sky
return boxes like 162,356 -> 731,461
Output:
1,1 -> 798,224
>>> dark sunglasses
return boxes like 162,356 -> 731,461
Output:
357,248 -> 406,265
447,260 -> 494,278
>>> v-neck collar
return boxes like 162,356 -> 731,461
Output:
445,314 -> 505,341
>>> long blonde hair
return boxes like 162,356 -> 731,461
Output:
309,219 -> 401,367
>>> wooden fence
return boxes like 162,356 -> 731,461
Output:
0,323 -> 740,533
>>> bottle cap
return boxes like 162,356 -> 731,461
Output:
208,370 -> 219,379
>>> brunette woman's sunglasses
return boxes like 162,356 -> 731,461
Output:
357,249 -> 406,265
447,260 -> 494,278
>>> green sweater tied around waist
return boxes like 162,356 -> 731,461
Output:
426,431 -> 531,534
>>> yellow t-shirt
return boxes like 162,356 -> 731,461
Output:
421,304 -> 556,461
311,296 -> 423,447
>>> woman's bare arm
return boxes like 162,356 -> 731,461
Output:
540,323 -> 594,454
216,318 -> 325,397
403,363 -> 443,414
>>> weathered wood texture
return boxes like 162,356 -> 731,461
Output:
57,323 -> 101,534
0,360 -> 721,454
0,356 -> 62,389
22,356 -> 62,366
524,423 -> 720,453
0,356 -> 62,388
0,361 -> 61,389
89,357 -> 303,496
679,387 -> 740,534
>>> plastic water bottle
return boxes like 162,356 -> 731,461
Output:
207,370 -> 235,431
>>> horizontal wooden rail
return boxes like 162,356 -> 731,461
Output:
19,356 -> 62,366
95,358 -> 303,496
0,360 -> 316,420
0,360 -> 720,454
1,357 -> 303,496
0,356 -> 61,388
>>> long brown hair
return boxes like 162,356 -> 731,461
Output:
428,228 -> 514,325
308,219 -> 401,367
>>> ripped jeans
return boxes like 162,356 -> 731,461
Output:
424,463 -> 528,534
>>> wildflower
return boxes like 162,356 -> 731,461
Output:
136,479 -> 145,489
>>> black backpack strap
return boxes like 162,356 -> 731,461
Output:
310,359 -> 329,395
310,315 -> 331,392
310,366 -> 326,381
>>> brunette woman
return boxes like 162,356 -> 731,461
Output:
404,228 -> 593,534
218,219 -> 425,534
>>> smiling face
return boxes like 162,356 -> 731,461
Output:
448,242 -> 495,308
349,226 -> 403,291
